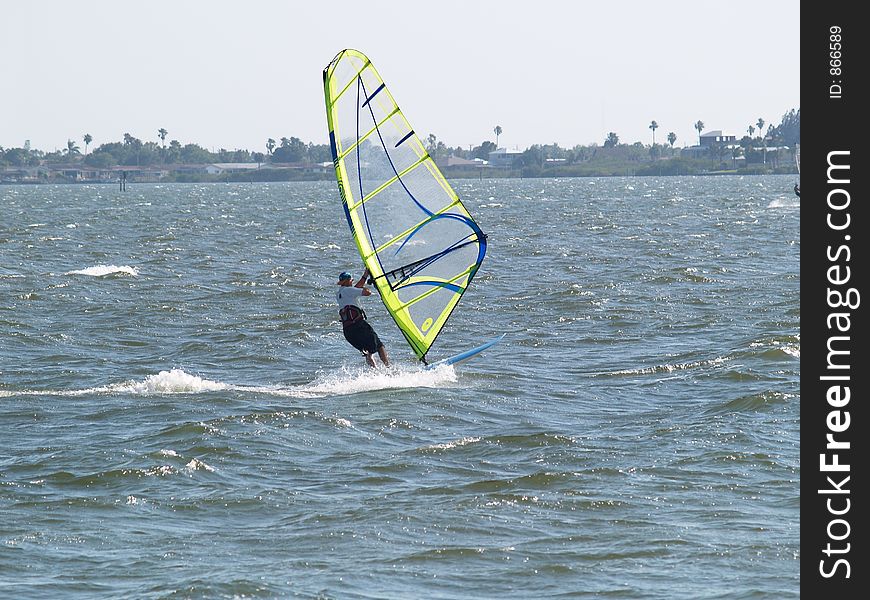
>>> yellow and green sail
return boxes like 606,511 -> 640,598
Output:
323,49 -> 487,362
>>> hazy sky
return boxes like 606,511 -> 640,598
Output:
2,0 -> 799,154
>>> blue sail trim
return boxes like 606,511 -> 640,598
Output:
387,234 -> 485,291
393,220 -> 487,290
329,130 -> 354,231
361,82 -> 385,107
395,130 -> 415,147
401,280 -> 465,294
394,213 -> 477,257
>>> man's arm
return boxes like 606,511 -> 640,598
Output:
356,268 -> 372,296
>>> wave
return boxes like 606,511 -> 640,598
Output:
596,355 -> 730,378
420,436 -> 482,452
592,333 -> 799,380
705,391 -> 795,415
756,346 -> 800,360
36,460 -> 217,486
0,369 -> 228,397
65,264 -> 139,277
129,369 -> 229,394
748,336 -> 800,360
417,432 -> 575,455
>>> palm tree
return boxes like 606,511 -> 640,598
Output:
266,138 -> 276,156
759,121 -> 770,166
493,125 -> 503,148
83,133 -> 92,156
66,139 -> 81,158
747,125 -> 755,139
694,120 -> 705,145
667,132 -> 677,148
158,128 -> 168,149
649,120 -> 658,146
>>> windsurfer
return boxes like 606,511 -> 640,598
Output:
794,183 -> 800,198
336,268 -> 390,367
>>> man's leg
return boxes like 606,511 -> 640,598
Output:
377,346 -> 390,367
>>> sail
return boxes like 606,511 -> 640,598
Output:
323,49 -> 487,361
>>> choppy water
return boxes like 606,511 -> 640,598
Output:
1,177 -> 799,598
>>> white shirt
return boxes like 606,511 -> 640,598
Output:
336,285 -> 365,309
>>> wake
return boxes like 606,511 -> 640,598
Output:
0,365 -> 458,399
767,197 -> 799,209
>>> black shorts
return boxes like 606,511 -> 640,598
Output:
343,320 -> 384,354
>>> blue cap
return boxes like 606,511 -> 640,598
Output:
338,272 -> 352,282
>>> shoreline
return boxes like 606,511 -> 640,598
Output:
1,168 -> 798,186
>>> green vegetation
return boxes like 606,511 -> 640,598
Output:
1,109 -> 798,183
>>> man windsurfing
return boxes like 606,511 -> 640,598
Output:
336,268 -> 390,367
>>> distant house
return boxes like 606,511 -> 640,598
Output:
167,163 -> 209,175
699,130 -> 736,147
487,148 -> 523,167
205,163 -> 263,175
0,167 -> 36,183
437,155 -> 488,169
259,161 -> 330,175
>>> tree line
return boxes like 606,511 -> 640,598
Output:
1,109 -> 798,171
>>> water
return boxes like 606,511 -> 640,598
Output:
1,177 -> 799,598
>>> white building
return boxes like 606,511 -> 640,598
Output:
487,148 -> 523,167
699,130 -> 737,147
205,163 -> 263,175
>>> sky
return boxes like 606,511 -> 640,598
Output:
1,0 -> 799,154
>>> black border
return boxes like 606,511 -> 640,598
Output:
802,3 -> 866,595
